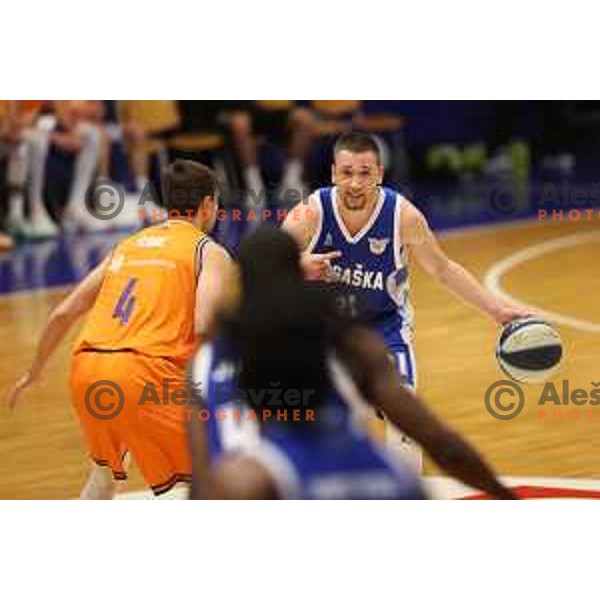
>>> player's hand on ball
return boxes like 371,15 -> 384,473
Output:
7,370 -> 39,410
494,303 -> 532,325
300,251 -> 341,281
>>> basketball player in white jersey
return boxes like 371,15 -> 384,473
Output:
284,132 -> 530,468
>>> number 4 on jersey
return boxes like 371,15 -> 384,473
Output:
113,278 -> 137,325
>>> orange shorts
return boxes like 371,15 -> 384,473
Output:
70,350 -> 192,495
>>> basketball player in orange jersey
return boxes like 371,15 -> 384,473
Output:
284,132 -> 530,467
8,159 -> 236,498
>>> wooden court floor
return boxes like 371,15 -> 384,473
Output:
1,217 -> 599,498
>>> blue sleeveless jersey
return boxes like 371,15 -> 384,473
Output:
190,337 -> 424,500
309,186 -> 416,386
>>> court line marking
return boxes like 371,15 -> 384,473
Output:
484,230 -> 600,333
424,476 -> 600,499
111,476 -> 600,500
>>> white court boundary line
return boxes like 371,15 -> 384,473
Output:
484,230 -> 600,334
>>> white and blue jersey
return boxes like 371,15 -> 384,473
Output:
308,186 -> 416,387
190,337 -> 424,500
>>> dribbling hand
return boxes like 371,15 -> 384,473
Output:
495,303 -> 533,325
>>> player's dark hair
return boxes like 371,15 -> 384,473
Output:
162,159 -> 218,215
220,226 -> 352,428
334,131 -> 381,164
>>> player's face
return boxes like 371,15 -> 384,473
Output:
332,150 -> 383,210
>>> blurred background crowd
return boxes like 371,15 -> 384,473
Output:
1,100 -> 597,251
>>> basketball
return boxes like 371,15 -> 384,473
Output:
496,317 -> 563,383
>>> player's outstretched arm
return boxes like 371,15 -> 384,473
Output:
341,327 -> 517,499
401,201 -> 530,325
7,255 -> 110,409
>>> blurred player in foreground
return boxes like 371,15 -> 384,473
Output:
284,132 -> 530,467
8,160 -> 235,498
188,226 -> 516,500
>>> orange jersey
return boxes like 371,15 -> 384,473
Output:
75,220 -> 210,368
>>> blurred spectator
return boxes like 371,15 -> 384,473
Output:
0,151 -> 10,250
311,100 -> 360,130
483,101 -> 530,187
176,100 -> 222,136
306,101 -> 407,187
537,101 -> 576,175
303,100 -> 360,187
1,100 -> 44,245
21,100 -> 103,237
118,100 -> 181,192
167,101 -> 237,206
226,101 -> 314,203
79,101 -> 133,186
0,102 -> 21,249
76,101 -> 111,182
